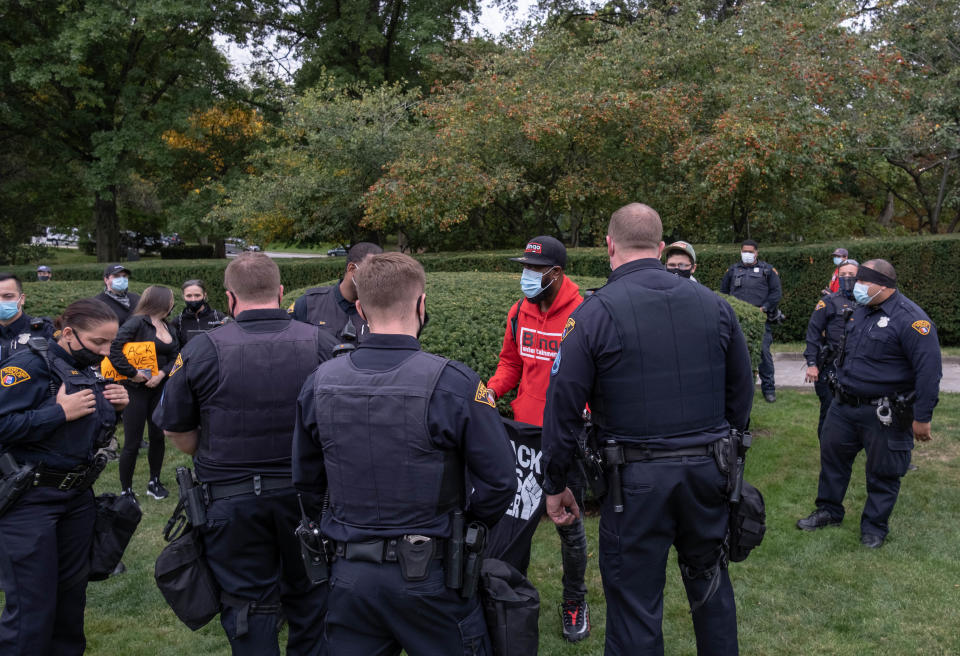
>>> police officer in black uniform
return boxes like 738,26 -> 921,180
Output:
155,253 -> 337,655
293,252 -> 515,656
803,259 -> 858,438
0,273 -> 55,364
0,298 -> 128,654
720,239 -> 782,402
289,241 -> 382,342
542,203 -> 753,656
95,264 -> 141,324
797,259 -> 942,548
171,278 -> 227,345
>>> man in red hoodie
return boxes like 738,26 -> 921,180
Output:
487,236 -> 591,643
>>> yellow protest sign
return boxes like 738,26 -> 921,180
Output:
101,342 -> 159,381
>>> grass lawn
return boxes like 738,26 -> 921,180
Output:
3,390 -> 959,654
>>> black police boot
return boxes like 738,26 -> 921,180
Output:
860,533 -> 885,549
763,391 -> 776,403
796,509 -> 841,531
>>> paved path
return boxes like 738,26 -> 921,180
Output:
771,352 -> 960,393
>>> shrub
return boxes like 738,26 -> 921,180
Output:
160,245 -> 215,259
21,281 -> 191,321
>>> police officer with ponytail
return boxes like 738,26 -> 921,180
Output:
293,252 -> 515,655
155,253 -> 337,655
542,203 -> 754,655
0,298 -> 129,654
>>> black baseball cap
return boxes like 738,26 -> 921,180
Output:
509,236 -> 567,268
104,264 -> 132,277
37,265 -> 51,272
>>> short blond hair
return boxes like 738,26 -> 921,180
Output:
224,252 -> 281,303
608,203 -> 662,251
353,253 -> 425,323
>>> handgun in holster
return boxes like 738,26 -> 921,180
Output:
576,422 -> 608,500
294,494 -> 329,585
0,453 -> 36,518
727,429 -> 752,505
460,521 -> 488,599
176,466 -> 207,527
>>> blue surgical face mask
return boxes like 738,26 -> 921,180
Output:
853,281 -> 879,305
0,299 -> 21,321
741,252 -> 756,265
520,268 -> 555,299
833,256 -> 844,266
110,276 -> 129,292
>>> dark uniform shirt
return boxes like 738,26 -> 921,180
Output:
0,341 -> 115,470
293,333 -> 516,542
803,292 -> 856,367
0,314 -> 55,363
171,303 -> 227,345
94,290 -> 141,324
155,309 -> 336,482
837,291 -> 942,422
720,260 -> 782,311
541,259 -> 754,494
290,281 -> 368,342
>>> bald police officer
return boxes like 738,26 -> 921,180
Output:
156,253 -> 337,654
293,252 -> 515,655
543,203 -> 754,655
290,242 -> 382,343
797,259 -> 941,548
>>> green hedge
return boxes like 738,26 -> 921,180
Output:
22,281 -> 192,321
284,272 -> 765,379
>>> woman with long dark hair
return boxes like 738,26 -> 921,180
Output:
109,285 -> 179,500
0,298 -> 129,653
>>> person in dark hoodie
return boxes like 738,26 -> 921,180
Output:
109,285 -> 179,501
171,279 -> 227,345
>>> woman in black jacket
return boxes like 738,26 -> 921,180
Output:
109,285 -> 179,500
171,278 -> 226,345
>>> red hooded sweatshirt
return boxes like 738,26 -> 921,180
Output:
487,275 -> 583,427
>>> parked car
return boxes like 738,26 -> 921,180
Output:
224,237 -> 246,255
161,233 -> 185,247
31,227 -> 79,247
327,246 -> 348,257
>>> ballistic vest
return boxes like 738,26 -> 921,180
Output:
727,262 -> 774,308
0,314 -> 54,364
822,292 -> 856,352
199,318 -> 322,468
7,340 -> 115,469
310,350 -> 462,536
590,271 -> 727,442
297,286 -> 367,343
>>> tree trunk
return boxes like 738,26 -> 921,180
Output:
213,238 -> 226,258
877,191 -> 895,227
930,155 -> 954,235
94,187 -> 120,262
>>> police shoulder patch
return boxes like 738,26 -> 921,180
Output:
169,353 -> 184,377
561,317 -> 575,342
287,301 -> 296,314
911,319 -> 931,336
474,381 -> 495,408
814,300 -> 826,311
1,366 -> 31,387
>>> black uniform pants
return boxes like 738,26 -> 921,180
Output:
815,401 -> 913,538
119,382 -> 164,489
0,486 -> 95,655
598,456 -> 737,656
813,367 -> 835,440
758,321 -> 775,394
200,487 -> 327,656
326,558 -> 490,656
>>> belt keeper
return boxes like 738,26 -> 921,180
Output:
386,538 -> 398,562
253,474 -> 261,496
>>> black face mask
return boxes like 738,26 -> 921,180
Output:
185,299 -> 205,312
838,276 -> 856,298
668,268 -> 693,279
69,331 -> 104,369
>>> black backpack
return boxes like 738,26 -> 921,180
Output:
480,558 -> 540,656
88,492 -> 142,581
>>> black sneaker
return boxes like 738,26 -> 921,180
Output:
560,599 -> 590,643
796,508 -> 841,531
146,478 -> 169,500
121,487 -> 140,507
